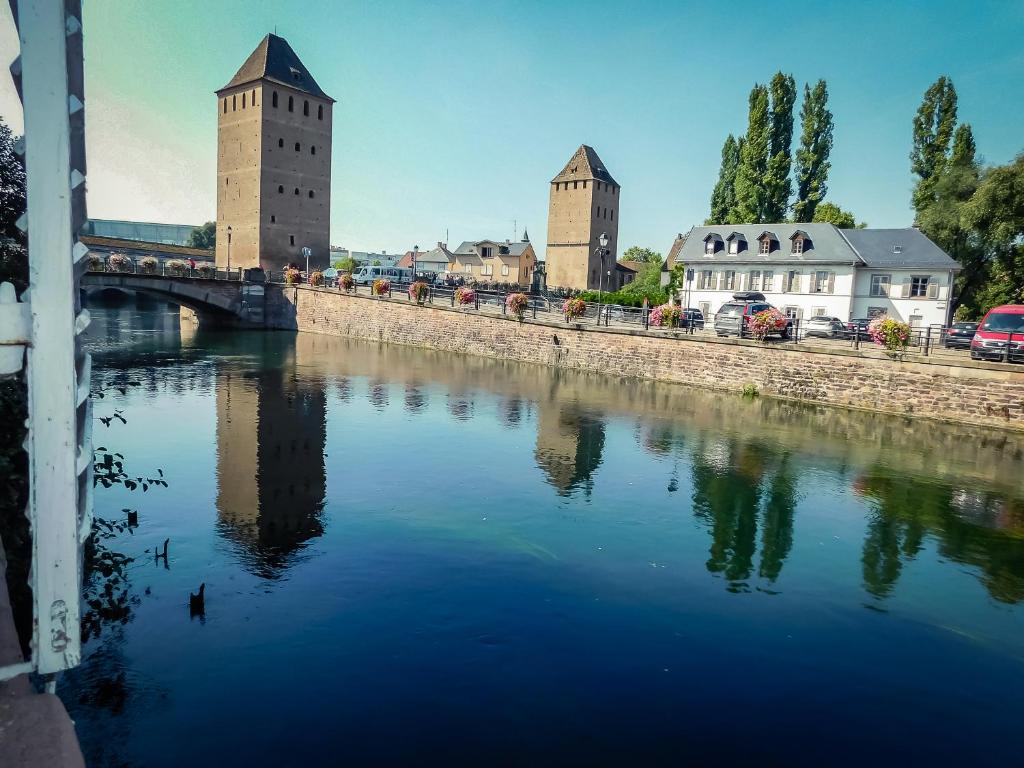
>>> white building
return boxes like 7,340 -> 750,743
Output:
665,224 -> 959,328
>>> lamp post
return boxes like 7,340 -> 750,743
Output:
596,232 -> 609,323
412,244 -> 418,282
226,225 -> 232,276
302,246 -> 312,279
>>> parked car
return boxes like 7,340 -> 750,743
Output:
943,321 -> 979,349
970,305 -> 1024,362
804,316 -> 846,339
714,292 -> 792,339
845,318 -> 872,340
680,308 -> 705,329
352,266 -> 413,285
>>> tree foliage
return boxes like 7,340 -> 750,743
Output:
707,135 -> 741,225
187,221 -> 216,250
793,80 -> 834,223
764,72 -> 797,222
910,76 -> 958,212
733,84 -> 771,223
811,202 -> 864,229
619,245 -> 662,264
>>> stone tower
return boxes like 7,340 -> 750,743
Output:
545,145 -> 620,290
215,34 -> 334,274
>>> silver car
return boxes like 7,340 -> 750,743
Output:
804,316 -> 845,338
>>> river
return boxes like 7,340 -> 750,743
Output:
63,303 -> 1024,766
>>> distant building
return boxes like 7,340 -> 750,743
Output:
216,34 -> 334,273
397,243 -> 454,273
451,235 -> 537,285
81,235 -> 214,263
331,249 -> 399,267
545,145 -> 621,291
82,219 -> 200,246
669,223 -> 959,327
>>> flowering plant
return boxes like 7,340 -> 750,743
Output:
868,314 -> 910,355
165,259 -> 187,276
107,252 -> 133,273
339,273 -> 354,290
454,286 -> 476,306
563,297 -> 586,320
88,254 -> 104,271
649,304 -> 681,328
309,270 -> 324,287
284,267 -> 301,285
506,292 -> 529,321
749,308 -> 788,342
373,278 -> 391,296
197,263 -> 215,278
139,256 -> 159,274
408,281 -> 430,303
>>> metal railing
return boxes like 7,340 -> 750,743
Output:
88,257 -> 242,281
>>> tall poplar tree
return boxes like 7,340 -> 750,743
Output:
707,134 -> 741,225
764,72 -> 796,222
793,80 -> 834,223
732,84 -> 770,223
910,76 -> 958,214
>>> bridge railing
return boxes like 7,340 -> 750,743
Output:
87,256 -> 242,281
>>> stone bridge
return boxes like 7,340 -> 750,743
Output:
81,272 -> 266,326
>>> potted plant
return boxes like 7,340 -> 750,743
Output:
868,314 -> 911,358
285,267 -> 301,285
372,278 -> 391,296
309,270 -> 324,287
165,259 -> 187,276
88,254 -> 104,271
749,307 -> 788,342
339,273 -> 354,291
139,256 -> 159,274
506,292 -> 529,322
649,304 -> 681,328
408,281 -> 429,304
197,263 -> 216,278
454,286 -> 476,307
107,252 -> 133,273
563,297 -> 586,321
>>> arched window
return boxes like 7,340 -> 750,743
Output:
278,138 -> 284,148
232,95 -> 236,111
251,88 -> 256,106
288,95 -> 294,112
318,105 -> 323,120
278,185 -> 284,193
272,91 -> 278,108
310,146 -> 316,155
294,188 -> 299,195
295,142 -> 300,152
303,100 -> 309,116
223,99 -> 227,114
242,93 -> 246,108
308,190 -> 314,198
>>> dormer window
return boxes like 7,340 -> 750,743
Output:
726,232 -> 747,255
789,230 -> 810,254
705,242 -> 714,255
760,239 -> 771,255
758,232 -> 778,255
481,246 -> 493,258
704,234 -> 723,256
792,238 -> 804,254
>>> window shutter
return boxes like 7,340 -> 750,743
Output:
717,272 -> 725,290
792,273 -> 801,293
827,272 -> 835,294
926,280 -> 938,299
901,277 -> 911,298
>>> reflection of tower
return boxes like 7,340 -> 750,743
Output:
215,362 -> 327,576
534,400 -> 605,496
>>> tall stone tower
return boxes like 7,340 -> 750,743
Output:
215,34 -> 334,274
545,145 -> 620,290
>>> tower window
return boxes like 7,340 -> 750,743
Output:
583,181 -> 587,188
288,96 -> 294,112
278,138 -> 284,148
573,181 -> 578,189
223,99 -> 227,114
611,210 -> 614,221
318,105 -> 323,120
232,95 -> 236,111
294,188 -> 299,195
272,91 -> 278,108
242,93 -> 246,108
225,177 -> 229,186
303,100 -> 309,116
310,146 -> 315,155
295,142 -> 300,152
252,88 -> 256,106
290,235 -> 295,246
278,185 -> 284,193
270,215 -> 276,223
308,190 -> 314,198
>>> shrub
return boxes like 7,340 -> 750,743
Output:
196,263 -> 215,278
506,292 -> 529,321
88,254 -> 104,271
139,256 -> 158,274
309,270 -> 324,287
107,252 -> 133,273
372,278 -> 391,296
749,308 -> 788,342
741,383 -> 760,398
454,286 -> 476,306
408,281 -> 429,303
576,288 -> 668,308
649,304 -> 680,328
165,259 -> 187,276
563,297 -> 586,320
868,314 -> 910,355
339,273 -> 354,290
284,267 -> 301,285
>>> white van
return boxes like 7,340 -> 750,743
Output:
352,266 -> 412,285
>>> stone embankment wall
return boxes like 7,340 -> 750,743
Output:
265,286 -> 1024,431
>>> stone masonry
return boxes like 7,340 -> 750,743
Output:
265,285 -> 1024,431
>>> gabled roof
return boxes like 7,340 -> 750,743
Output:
617,261 -> 644,273
726,231 -> 747,242
218,34 -> 334,102
664,231 -> 690,271
840,228 -> 960,269
453,240 -> 533,257
757,230 -> 779,241
551,145 -> 618,186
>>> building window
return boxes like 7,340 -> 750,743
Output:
792,237 -> 804,254
697,270 -> 712,289
573,181 -> 578,189
699,301 -> 711,317
223,99 -> 227,114
278,138 -> 284,148
270,215 -> 276,223
272,91 -> 278,108
311,146 -> 316,155
610,210 -> 614,221
481,246 -> 493,258
481,264 -> 492,276
304,100 -> 309,116
318,104 -> 323,120
813,271 -> 832,293
760,238 -> 771,255
784,270 -> 800,292
870,274 -> 891,297
464,264 -> 472,274
910,276 -> 929,297
289,235 -> 295,246
252,88 -> 256,105
294,188 -> 299,195
724,270 -> 736,290
232,95 -> 236,111
813,307 -> 827,317
705,241 -> 715,255
784,306 -> 800,320
501,264 -> 509,276
242,93 -> 246,108
583,181 -> 587,188
308,190 -> 314,198
278,185 -> 284,193
295,142 -> 300,152
749,270 -> 761,291
288,95 -> 294,112
728,239 -> 739,255
763,270 -> 774,292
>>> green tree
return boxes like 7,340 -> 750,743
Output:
707,134 -> 741,225
910,76 -> 958,214
332,255 -> 357,272
764,72 -> 797,222
733,84 -> 771,223
793,80 -> 834,222
187,221 -> 216,249
811,202 -> 864,229
619,246 -> 662,264
0,117 -> 28,292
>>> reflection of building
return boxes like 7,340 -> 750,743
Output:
215,362 -> 327,576
534,400 -> 605,496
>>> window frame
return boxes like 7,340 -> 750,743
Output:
870,273 -> 892,298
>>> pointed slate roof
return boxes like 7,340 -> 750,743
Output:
521,228 -> 530,242
551,145 -> 618,186
217,34 -> 334,101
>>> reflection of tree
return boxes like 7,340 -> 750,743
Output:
759,454 -> 796,581
368,380 -> 389,410
856,469 -> 1024,603
403,383 -> 426,413
500,397 -> 524,427
534,403 -> 605,497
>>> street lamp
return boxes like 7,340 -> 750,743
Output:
596,232 -> 609,323
226,225 -> 232,276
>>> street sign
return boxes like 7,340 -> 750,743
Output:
301,247 -> 312,258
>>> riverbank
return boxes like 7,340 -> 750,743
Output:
265,285 -> 1024,432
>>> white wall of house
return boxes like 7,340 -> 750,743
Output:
851,269 -> 954,327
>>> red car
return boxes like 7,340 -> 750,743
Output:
970,305 -> 1024,363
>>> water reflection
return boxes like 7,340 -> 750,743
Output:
214,355 -> 327,578
535,401 -> 606,498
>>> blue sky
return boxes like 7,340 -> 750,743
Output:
2,0 -> 1022,258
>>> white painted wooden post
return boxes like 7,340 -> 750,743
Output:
10,0 -> 91,677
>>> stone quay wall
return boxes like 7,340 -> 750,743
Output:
265,285 -> 1024,431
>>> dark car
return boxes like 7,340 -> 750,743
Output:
943,321 -> 978,349
845,318 -> 871,340
680,308 -> 705,329
714,293 -> 792,339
